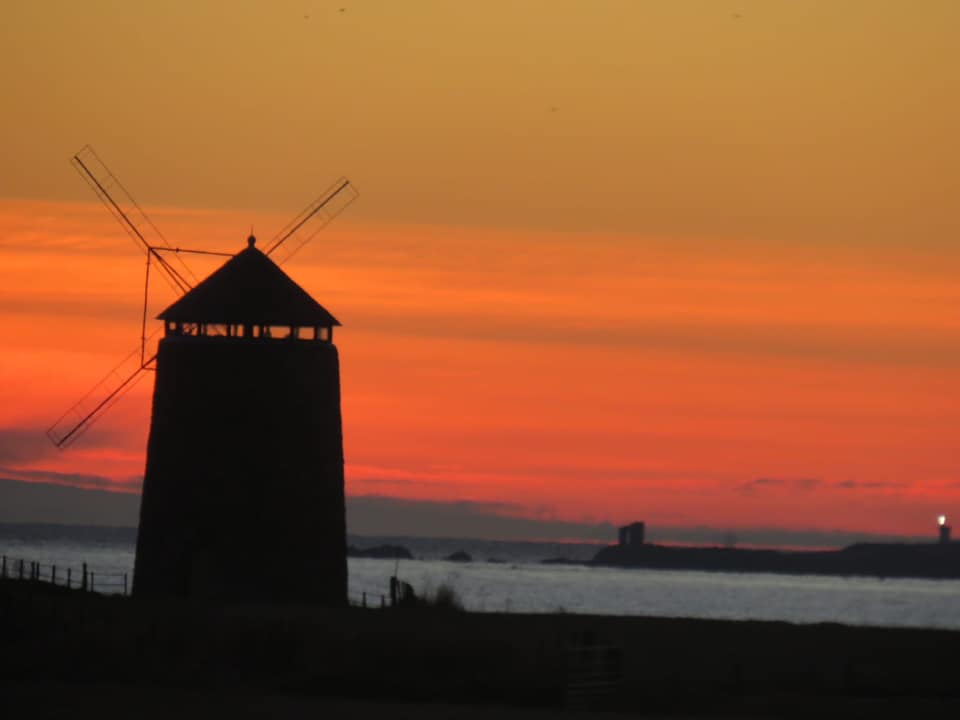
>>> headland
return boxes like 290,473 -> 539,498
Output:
592,540 -> 960,580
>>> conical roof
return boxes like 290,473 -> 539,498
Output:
157,239 -> 340,327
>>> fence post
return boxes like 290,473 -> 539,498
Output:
18,559 -> 24,580
31,561 -> 37,581
362,591 -> 367,608
67,568 -> 72,589
52,565 -> 57,586
90,571 -> 95,593
123,573 -> 128,596
82,563 -> 88,591
1,555 -> 5,578
381,594 -> 386,608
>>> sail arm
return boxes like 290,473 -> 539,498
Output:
264,177 -> 358,265
47,348 -> 157,449
71,145 -> 195,294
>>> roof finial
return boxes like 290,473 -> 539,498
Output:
247,228 -> 256,248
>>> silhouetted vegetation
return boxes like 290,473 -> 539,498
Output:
397,579 -> 464,611
6,576 -> 960,715
425,582 -> 464,611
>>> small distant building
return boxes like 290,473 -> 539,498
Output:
618,521 -> 645,547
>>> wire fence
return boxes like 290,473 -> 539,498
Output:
1,555 -> 128,595
348,587 -> 389,608
565,638 -> 623,710
1,554 -> 397,606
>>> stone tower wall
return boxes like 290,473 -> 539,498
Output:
134,336 -> 346,605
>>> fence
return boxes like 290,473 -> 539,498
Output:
565,636 -> 623,710
347,585 -> 389,608
1,554 -> 397,606
0,555 -> 129,596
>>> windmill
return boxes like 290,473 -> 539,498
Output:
46,145 -> 357,449
47,145 -> 358,605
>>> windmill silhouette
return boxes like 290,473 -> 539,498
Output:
47,145 -> 357,449
47,146 -> 358,604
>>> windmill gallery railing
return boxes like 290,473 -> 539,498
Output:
1,555 -> 129,595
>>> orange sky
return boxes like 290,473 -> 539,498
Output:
1,2 -> 959,538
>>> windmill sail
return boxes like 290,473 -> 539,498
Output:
47,340 -> 158,449
46,146 -> 201,450
72,145 -> 196,294
49,146 -> 358,451
264,177 -> 358,265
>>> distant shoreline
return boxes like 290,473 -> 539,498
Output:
593,540 -> 960,581
6,522 -> 960,581
7,523 -> 960,580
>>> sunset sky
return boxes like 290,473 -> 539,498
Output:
1,1 -> 958,541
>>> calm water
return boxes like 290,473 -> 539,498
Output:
4,524 -> 960,630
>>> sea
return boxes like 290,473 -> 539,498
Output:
3,523 -> 960,631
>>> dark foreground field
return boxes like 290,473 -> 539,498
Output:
3,578 -> 960,718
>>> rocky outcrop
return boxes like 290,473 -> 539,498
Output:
347,544 -> 413,560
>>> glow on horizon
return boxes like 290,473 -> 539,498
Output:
1,198 -> 958,537
2,2 -> 959,538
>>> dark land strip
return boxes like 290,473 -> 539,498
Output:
4,578 -> 960,717
593,540 -> 960,580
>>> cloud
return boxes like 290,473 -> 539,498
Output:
0,292 -> 141,322
0,475 -> 617,542
351,311 -> 960,369
0,429 -> 59,465
347,463 -> 470,490
0,426 -> 132,467
0,477 -> 937,549
347,463 -> 537,496
739,476 -> 821,494
833,480 -> 907,490
0,477 -> 140,527
347,494 -> 617,542
0,467 -> 141,493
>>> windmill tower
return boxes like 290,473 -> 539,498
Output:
48,146 -> 357,605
